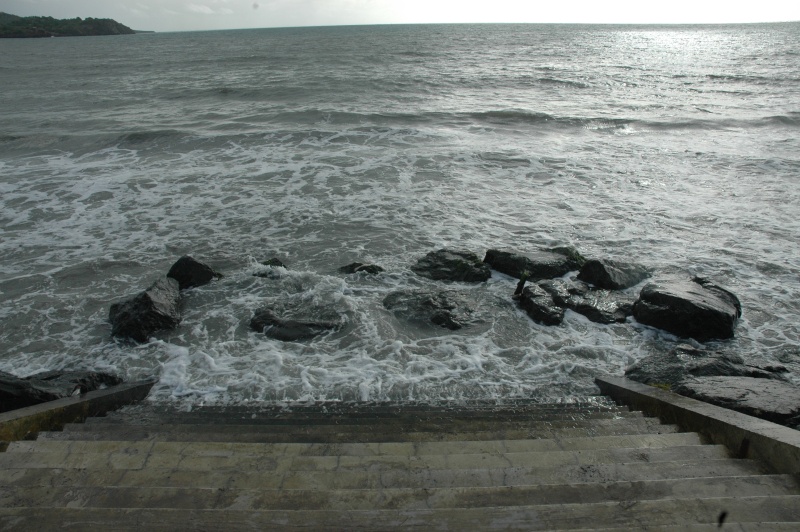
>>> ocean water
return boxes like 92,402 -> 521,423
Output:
1,23 -> 799,404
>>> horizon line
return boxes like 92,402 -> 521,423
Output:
141,19 -> 800,34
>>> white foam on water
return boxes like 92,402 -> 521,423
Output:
2,25 -> 799,402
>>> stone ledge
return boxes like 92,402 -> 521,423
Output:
0,379 -> 156,442
596,376 -> 800,476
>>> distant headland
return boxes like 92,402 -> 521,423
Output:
0,12 -> 141,38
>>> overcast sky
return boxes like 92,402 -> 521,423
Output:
3,0 -> 799,32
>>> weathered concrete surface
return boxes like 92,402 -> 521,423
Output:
596,376 -> 800,475
1,497 -> 799,531
42,417 -> 678,443
6,431 -> 706,458
0,379 -> 155,442
0,458 -> 764,491
3,396 -> 799,529
1,475 -> 795,511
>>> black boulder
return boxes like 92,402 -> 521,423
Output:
411,249 -> 491,282
167,256 -> 222,290
250,308 -> 340,342
632,277 -> 741,341
109,277 -> 181,343
516,285 -> 565,326
484,248 -> 583,281
577,259 -> 649,290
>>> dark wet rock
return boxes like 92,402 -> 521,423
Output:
537,279 -> 633,324
632,277 -> 741,341
339,262 -> 384,275
166,255 -> 223,290
411,249 -> 490,283
547,246 -> 588,268
568,291 -> 632,325
483,248 -> 582,281
250,308 -> 341,342
0,369 -> 122,413
625,345 -> 786,389
516,285 -> 564,326
109,277 -> 181,343
577,259 -> 649,290
383,289 -> 474,330
260,258 -> 286,268
674,376 -> 800,428
537,278 -> 590,305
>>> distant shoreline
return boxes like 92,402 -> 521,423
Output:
0,12 -> 136,38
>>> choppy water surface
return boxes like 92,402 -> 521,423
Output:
1,23 -> 799,403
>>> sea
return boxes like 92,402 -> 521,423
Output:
1,23 -> 799,405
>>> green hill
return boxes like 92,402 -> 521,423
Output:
0,12 -> 136,38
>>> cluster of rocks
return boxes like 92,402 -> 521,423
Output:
109,256 -> 349,344
109,248 -> 743,344
409,247 -> 741,343
104,248 -> 799,429
0,370 -> 122,413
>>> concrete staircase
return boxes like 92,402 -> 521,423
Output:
1,397 -> 799,530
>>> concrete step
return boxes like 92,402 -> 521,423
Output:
86,409 -> 641,426
84,412 -> 644,434
1,475 -> 796,511
11,432 -> 704,457
0,443 -> 732,472
558,527 -> 800,532
102,399 -> 620,417
0,458 -> 766,490
74,415 -> 651,440
40,418 -> 679,443
1,496 -> 799,530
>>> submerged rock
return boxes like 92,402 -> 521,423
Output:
339,262 -> 384,275
538,279 -> 633,324
632,277 -> 741,341
675,376 -> 800,428
484,248 -> 582,281
411,249 -> 491,282
383,289 -> 475,330
260,258 -> 286,268
109,277 -> 181,343
254,258 -> 287,279
625,345 -> 786,389
577,259 -> 649,290
0,370 -> 123,413
516,285 -> 564,326
250,308 -> 340,342
167,255 -> 223,290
